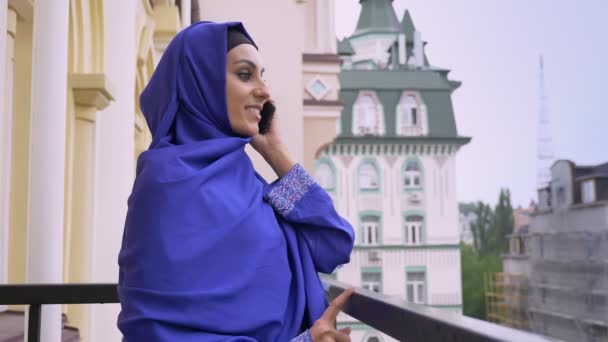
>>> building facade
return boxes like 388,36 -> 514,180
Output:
0,0 -> 340,340
312,1 -> 470,341
501,160 -> 608,341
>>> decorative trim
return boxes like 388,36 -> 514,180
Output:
265,164 -> 314,216
353,244 -> 460,250
69,73 -> 115,110
289,329 -> 312,342
302,53 -> 342,64
303,99 -> 343,107
305,75 -> 331,101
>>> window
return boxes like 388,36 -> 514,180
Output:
406,270 -> 426,304
403,159 -> 422,190
556,186 -> 565,204
353,92 -> 384,136
361,215 -> 380,245
582,180 -> 596,204
362,268 -> 382,293
359,161 -> 379,191
405,215 -> 424,245
396,93 -> 425,136
314,161 -> 335,191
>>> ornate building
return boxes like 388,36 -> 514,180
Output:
313,1 -> 470,341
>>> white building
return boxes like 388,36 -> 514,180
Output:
313,1 -> 470,341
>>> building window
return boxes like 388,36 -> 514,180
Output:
556,186 -> 565,204
362,268 -> 382,293
361,215 -> 381,245
396,93 -> 425,136
403,159 -> 422,190
314,160 -> 336,191
582,180 -> 596,204
359,161 -> 380,191
353,92 -> 384,136
406,269 -> 426,304
405,215 -> 424,245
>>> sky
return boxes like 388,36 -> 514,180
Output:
334,0 -> 608,207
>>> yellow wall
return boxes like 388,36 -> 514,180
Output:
8,14 -> 32,287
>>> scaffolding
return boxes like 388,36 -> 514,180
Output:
491,229 -> 608,341
484,272 -> 529,330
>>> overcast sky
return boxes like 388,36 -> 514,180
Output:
334,0 -> 608,207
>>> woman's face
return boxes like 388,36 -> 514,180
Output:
226,44 -> 270,136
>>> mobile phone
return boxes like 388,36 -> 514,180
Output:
258,101 -> 275,134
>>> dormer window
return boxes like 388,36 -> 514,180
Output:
582,180 -> 596,204
353,92 -> 384,136
396,93 -> 426,136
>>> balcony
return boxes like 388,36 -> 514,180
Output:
0,276 -> 555,342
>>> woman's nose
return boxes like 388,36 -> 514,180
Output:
254,80 -> 270,100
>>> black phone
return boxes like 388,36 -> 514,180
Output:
258,101 -> 275,134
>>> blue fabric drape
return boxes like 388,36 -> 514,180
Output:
117,21 -> 354,341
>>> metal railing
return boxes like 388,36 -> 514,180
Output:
0,280 -> 556,342
0,283 -> 118,342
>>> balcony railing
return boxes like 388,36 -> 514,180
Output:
0,279 -> 555,342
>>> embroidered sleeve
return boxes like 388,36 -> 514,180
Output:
264,164 -> 314,216
289,329 -> 313,342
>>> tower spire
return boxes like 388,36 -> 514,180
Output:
537,55 -> 554,189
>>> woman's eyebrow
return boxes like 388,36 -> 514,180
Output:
233,59 -> 265,74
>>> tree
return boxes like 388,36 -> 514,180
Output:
460,243 -> 503,319
470,201 -> 493,255
490,189 -> 514,254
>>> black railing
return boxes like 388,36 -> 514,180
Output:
0,283 -> 118,342
321,276 -> 555,342
0,281 -> 555,342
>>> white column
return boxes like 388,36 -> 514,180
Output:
181,0 -> 191,28
25,0 -> 70,341
0,1 -> 8,311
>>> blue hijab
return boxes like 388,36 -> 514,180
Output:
117,21 -> 333,341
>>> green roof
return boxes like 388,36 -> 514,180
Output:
337,69 -> 464,138
400,10 -> 416,40
339,70 -> 453,90
337,38 -> 354,56
352,0 -> 399,37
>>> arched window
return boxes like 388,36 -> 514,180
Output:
353,92 -> 384,136
396,93 -> 425,136
313,160 -> 336,191
359,160 -> 380,191
403,159 -> 422,190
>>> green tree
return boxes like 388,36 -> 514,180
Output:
471,201 -> 493,255
490,189 -> 514,254
461,243 -> 503,319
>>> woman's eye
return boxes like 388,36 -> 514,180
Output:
237,72 -> 251,81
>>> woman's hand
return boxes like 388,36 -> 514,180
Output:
310,288 -> 354,342
250,104 -> 295,178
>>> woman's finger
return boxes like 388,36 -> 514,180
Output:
331,330 -> 352,342
338,327 -> 351,336
321,288 -> 355,322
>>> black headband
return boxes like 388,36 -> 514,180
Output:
227,29 -> 256,52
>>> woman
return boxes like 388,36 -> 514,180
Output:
117,21 -> 355,341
